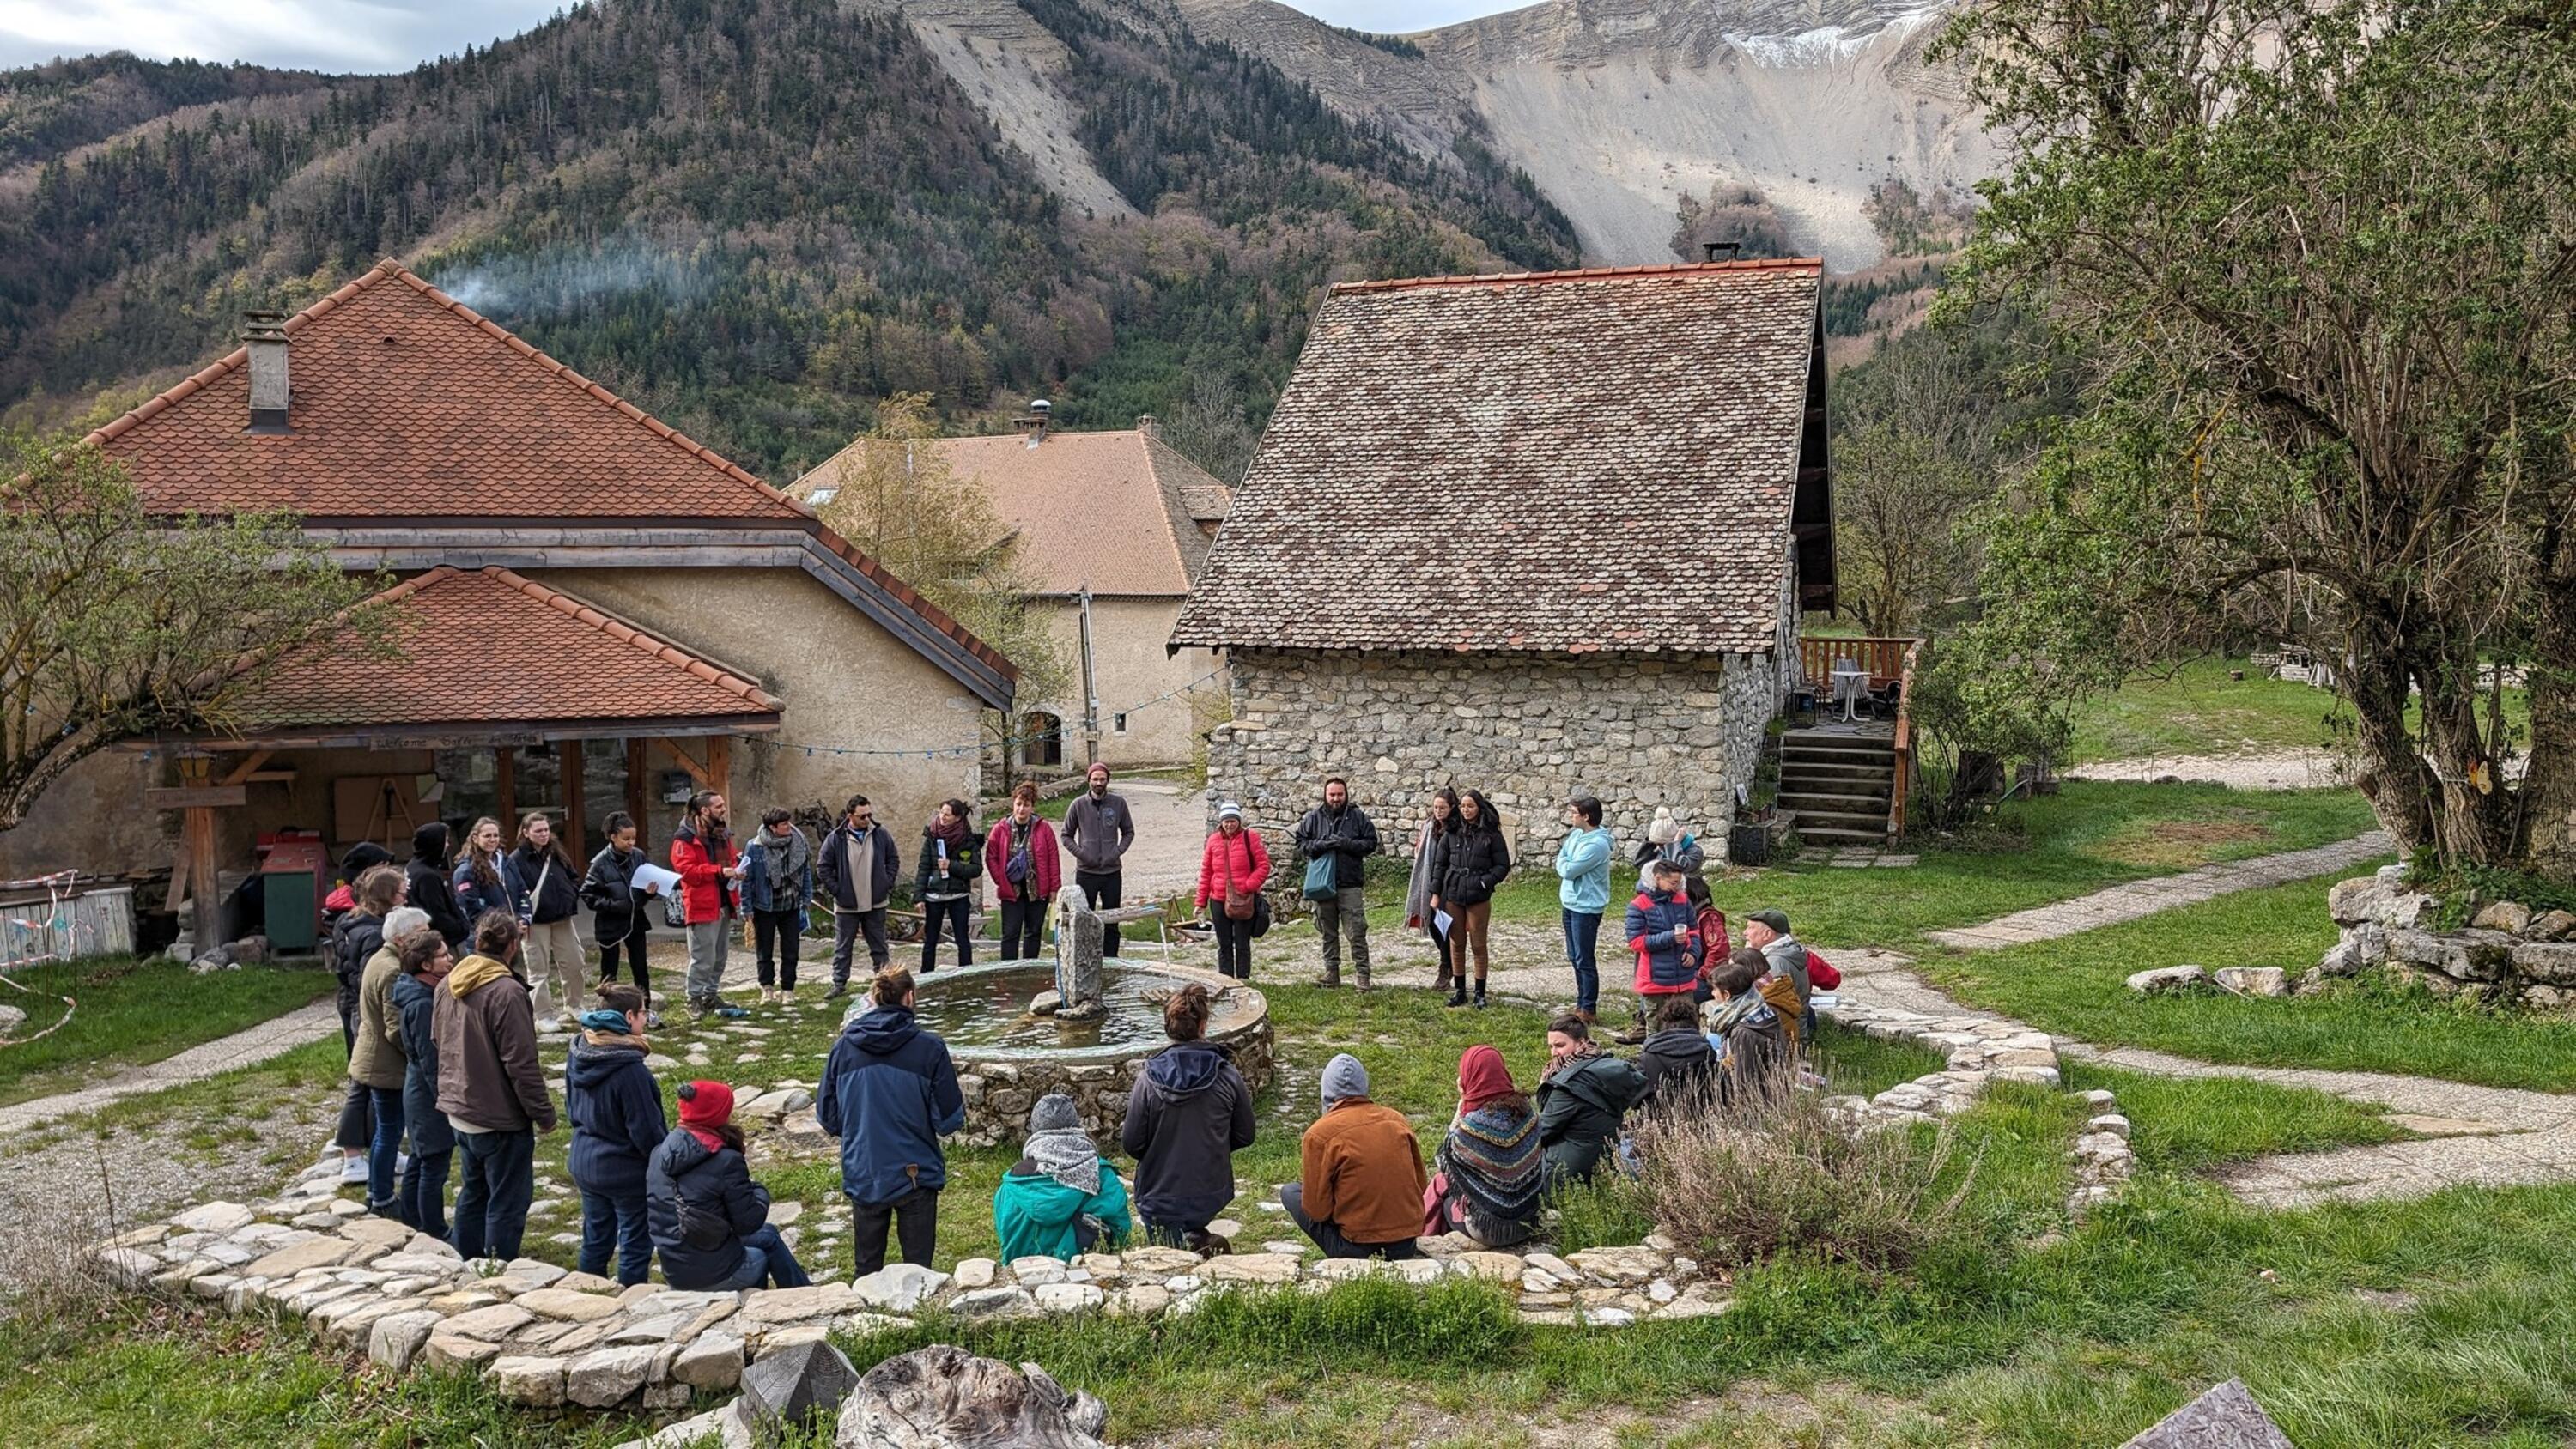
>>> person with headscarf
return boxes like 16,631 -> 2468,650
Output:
993,1093 -> 1132,1263
1425,1045 -> 1545,1248
565,984 -> 666,1285
647,1080 -> 812,1292
1281,1053 -> 1426,1260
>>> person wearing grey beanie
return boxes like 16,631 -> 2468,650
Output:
1282,1052 -> 1425,1259
993,1092 -> 1131,1263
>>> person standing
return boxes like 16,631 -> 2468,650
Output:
1406,788 -> 1461,998
817,795 -> 899,1002
816,967 -> 965,1276
917,799 -> 981,973
739,807 -> 815,1005
581,811 -> 656,1026
993,1094 -> 1132,1264
1631,806 -> 1707,893
453,816 -> 514,926
671,791 -> 748,1021
986,783 -> 1062,961
648,1081 -> 814,1292
1552,797 -> 1614,1025
1061,763 -> 1136,955
565,984 -> 665,1286
347,894 -> 422,1213
1426,1046 -> 1546,1248
406,822 -> 469,951
1534,1014 -> 1644,1187
1121,985 -> 1255,1251
330,865 -> 404,1185
391,927 -> 456,1238
1194,803 -> 1271,981
512,811 -> 586,1029
1434,790 -> 1509,1008
1619,858 -> 1700,1046
434,912 -> 557,1262
1280,1054 -> 1426,1261
1294,778 -> 1382,991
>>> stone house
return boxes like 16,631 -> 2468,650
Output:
0,259 -> 1015,911
796,420 -> 1230,771
1170,258 -> 1834,862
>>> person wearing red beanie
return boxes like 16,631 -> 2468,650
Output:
647,1080 -> 811,1291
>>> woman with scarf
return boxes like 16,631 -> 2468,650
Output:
647,1080 -> 813,1291
987,783 -> 1063,961
1193,802 -> 1271,980
565,985 -> 666,1285
1404,786 -> 1461,999
993,1093 -> 1131,1263
739,807 -> 816,1005
1425,1045 -> 1545,1247
916,798 -> 981,973
1705,948 -> 1798,1105
1535,1013 -> 1644,1186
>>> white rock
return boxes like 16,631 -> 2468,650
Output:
1034,1282 -> 1106,1313
765,1200 -> 803,1228
947,1287 -> 1037,1319
367,1310 -> 446,1373
1583,1307 -> 1637,1327
489,1355 -> 568,1408
2087,1113 -> 2134,1141
2126,965 -> 2210,994
2212,967 -> 2293,998
952,1257 -> 998,1289
173,1202 -> 258,1235
564,1344 -> 661,1408
1009,1256 -> 1068,1287
852,1263 -> 950,1312
669,1333 -> 744,1391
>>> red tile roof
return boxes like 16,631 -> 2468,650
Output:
239,567 -> 781,734
1172,258 -> 1823,655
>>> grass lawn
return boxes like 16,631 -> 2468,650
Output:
0,954 -> 332,1109
2069,656 -> 2354,762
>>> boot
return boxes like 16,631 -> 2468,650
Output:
1434,969 -> 1454,993
1312,968 -> 1342,988
1445,981 -> 1470,1008
1473,979 -> 1488,1009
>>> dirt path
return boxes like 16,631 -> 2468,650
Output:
1926,832 -> 2392,950
2065,749 -> 2352,791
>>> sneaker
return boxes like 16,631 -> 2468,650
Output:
340,1155 -> 368,1184
645,1010 -> 665,1029
823,984 -> 849,1002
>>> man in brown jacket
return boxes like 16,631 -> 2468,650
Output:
1280,1053 -> 1427,1259
434,912 -> 557,1261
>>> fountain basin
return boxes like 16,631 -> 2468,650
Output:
911,957 -> 1273,1145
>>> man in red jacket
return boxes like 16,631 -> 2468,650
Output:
671,791 -> 747,1020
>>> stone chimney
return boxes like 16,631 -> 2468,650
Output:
243,310 -> 290,433
1135,413 -> 1160,442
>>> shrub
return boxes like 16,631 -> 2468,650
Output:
1629,1076 -> 1978,1276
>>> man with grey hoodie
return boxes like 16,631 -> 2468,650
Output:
1061,762 -> 1136,955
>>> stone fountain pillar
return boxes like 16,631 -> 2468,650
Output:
1053,883 -> 1105,1022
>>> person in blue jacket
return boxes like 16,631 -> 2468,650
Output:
1552,796 -> 1616,1026
564,984 -> 666,1285
815,965 -> 965,1276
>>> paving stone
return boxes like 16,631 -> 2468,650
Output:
851,1263 -> 949,1312
368,1310 -> 447,1373
245,1237 -> 361,1278
173,1202 -> 257,1234
422,1331 -> 502,1373
670,1332 -> 745,1391
517,1288 -> 626,1322
565,1344 -> 662,1408
440,1303 -> 537,1341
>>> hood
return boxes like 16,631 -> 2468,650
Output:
447,953 -> 513,999
1642,1028 -> 1714,1064
846,1004 -> 920,1056
652,1125 -> 719,1179
1144,1040 -> 1230,1097
568,1034 -> 648,1088
410,822 -> 449,866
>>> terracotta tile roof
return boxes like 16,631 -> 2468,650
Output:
239,567 -> 782,734
1170,259 -> 1824,654
795,428 -> 1231,597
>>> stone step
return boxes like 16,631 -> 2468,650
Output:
1787,807 -> 1893,831
1795,824 -> 1892,844
1779,767 -> 1895,789
1776,789 -> 1891,811
1780,738 -> 1897,762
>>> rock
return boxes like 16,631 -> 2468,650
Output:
1203,1253 -> 1300,1285
227,934 -> 271,965
0,1003 -> 25,1034
1034,1282 -> 1106,1313
852,1264 -> 951,1313
2316,923 -> 2388,979
1029,990 -> 1063,1015
2211,967 -> 2291,998
1522,1251 -> 1578,1282
489,1355 -> 568,1408
359,1308 -> 443,1373
738,1089 -> 801,1119
947,1287 -> 1039,1320
833,1344 -> 1111,1448
440,1303 -> 538,1341
565,1344 -> 663,1408
555,1270 -> 623,1294
2470,900 -> 2533,934
1457,1252 -> 1525,1284
173,1202 -> 258,1235
1582,1306 -> 1637,1327
423,1331 -> 501,1373
1009,1256 -> 1068,1287
671,1332 -> 747,1391
498,1258 -> 568,1290
245,1237 -> 361,1277
92,1248 -> 161,1288
1566,1246 -> 1666,1285
2126,966 -> 2210,995
1108,1284 -> 1171,1317
518,1288 -> 627,1322
2529,909 -> 2576,941
951,1258 -> 999,1290
743,1338 -> 862,1442
767,1200 -> 805,1228
2118,1378 -> 2294,1448
336,1215 -> 415,1247
2512,942 -> 2576,985
2087,1113 -> 2134,1140
1119,1246 -> 1201,1276
2327,875 -> 2437,931
738,1283 -> 864,1325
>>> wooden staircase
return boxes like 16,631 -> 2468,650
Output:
1777,725 -> 1899,846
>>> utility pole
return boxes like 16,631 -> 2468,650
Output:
1078,582 -> 1101,767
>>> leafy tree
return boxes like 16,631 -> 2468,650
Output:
0,436 -> 392,831
1935,0 -> 2576,881
1668,184 -> 1795,263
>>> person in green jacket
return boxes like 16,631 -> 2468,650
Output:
993,1093 -> 1131,1262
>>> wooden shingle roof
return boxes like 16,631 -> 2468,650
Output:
1170,258 -> 1824,655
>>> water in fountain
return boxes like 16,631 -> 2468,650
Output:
908,964 -> 1170,1051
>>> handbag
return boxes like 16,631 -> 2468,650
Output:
1249,892 -> 1273,938
1221,839 -> 1256,921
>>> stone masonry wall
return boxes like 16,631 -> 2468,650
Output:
1203,649 -> 1780,867
2315,866 -> 2576,1010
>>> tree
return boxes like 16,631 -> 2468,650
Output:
810,397 -> 1076,785
1668,183 -> 1795,263
1935,0 -> 2576,882
0,435 -> 394,831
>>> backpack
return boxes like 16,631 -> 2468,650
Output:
1805,948 -> 1841,991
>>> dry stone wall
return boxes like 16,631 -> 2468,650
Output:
1205,647 -> 1778,867
2315,866 -> 2576,1009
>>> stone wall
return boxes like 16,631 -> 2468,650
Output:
2315,867 -> 2576,1009
945,1011 -> 1275,1148
1203,648 -> 1780,867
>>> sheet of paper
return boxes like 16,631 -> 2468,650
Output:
631,862 -> 683,897
1432,908 -> 1454,937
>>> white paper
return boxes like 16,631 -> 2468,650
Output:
1432,908 -> 1454,937
631,862 -> 683,897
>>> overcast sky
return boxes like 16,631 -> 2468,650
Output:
0,0 -> 1505,73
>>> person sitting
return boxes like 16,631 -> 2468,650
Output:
564,985 -> 665,1286
1742,908 -> 1814,1033
1281,1054 -> 1426,1260
1634,994 -> 1720,1107
1425,1046 -> 1544,1248
647,1081 -> 813,1292
1121,985 -> 1255,1252
993,1094 -> 1133,1263
1618,858 -> 1700,1045
1707,949 -> 1798,1101
1535,1014 -> 1644,1187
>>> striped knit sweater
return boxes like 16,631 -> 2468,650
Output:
1438,1103 -> 1546,1240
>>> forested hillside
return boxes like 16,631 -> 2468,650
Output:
0,0 -> 1576,478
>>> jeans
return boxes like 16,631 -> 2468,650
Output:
753,907 -> 804,991
920,896 -> 972,973
1564,908 -> 1603,1015
1212,912 -> 1253,979
998,896 -> 1046,960
1076,870 -> 1122,955
523,918 -> 585,1020
334,987 -> 372,1150
683,916 -> 729,1008
849,1187 -> 939,1276
578,1183 -> 653,1285
713,1225 -> 815,1292
832,909 -> 889,986
1311,885 -> 1370,983
598,930 -> 650,1009
451,1127 -> 537,1263
1279,1182 -> 1418,1260
361,1083 -> 405,1210
400,1147 -> 453,1240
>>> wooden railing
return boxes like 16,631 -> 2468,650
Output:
1888,638 -> 1922,840
1796,635 -> 1914,690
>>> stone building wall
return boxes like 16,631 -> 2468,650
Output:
1203,648 -> 1781,867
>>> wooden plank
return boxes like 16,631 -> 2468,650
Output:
144,785 -> 248,809
217,749 -> 276,786
496,747 -> 517,826
664,737 -> 710,788
627,739 -> 650,853
562,738 -> 586,858
708,735 -> 732,801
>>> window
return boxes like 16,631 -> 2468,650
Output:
1112,712 -> 1129,735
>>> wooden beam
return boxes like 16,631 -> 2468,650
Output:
664,737 -> 710,788
145,785 -> 248,809
562,739 -> 586,859
217,749 -> 276,786
708,736 -> 732,802
627,739 -> 650,854
496,747 -> 517,826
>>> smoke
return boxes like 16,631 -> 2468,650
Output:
428,239 -> 705,318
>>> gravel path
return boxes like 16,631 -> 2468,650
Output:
2065,749 -> 2353,791
1926,832 -> 2393,950
0,1001 -> 342,1138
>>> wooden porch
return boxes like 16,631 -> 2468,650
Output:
1788,635 -> 1923,842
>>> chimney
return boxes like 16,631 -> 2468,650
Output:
1016,397 -> 1053,449
243,310 -> 290,433
1135,413 -> 1159,442
1702,240 -> 1743,263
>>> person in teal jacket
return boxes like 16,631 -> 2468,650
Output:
993,1094 -> 1131,1262
1553,797 -> 1616,1023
